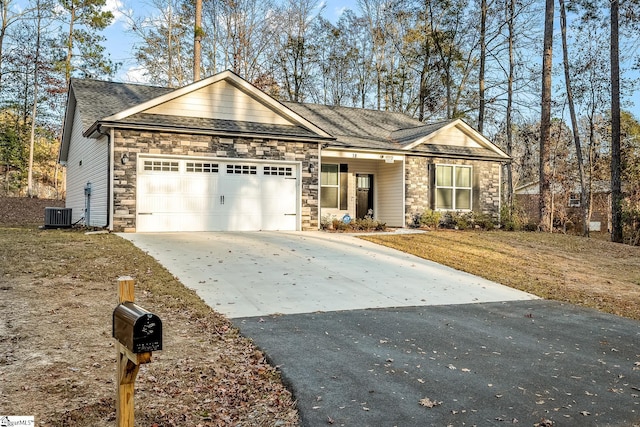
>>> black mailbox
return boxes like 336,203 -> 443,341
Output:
112,302 -> 162,353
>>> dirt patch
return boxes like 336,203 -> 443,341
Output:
0,196 -> 64,227
0,197 -> 298,426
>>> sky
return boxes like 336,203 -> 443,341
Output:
102,0 -> 356,84
99,0 -> 638,120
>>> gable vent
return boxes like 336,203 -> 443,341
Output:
44,208 -> 72,228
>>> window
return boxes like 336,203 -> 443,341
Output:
569,194 -> 581,207
321,164 -> 348,209
186,162 -> 218,173
227,164 -> 257,175
435,165 -> 472,210
264,166 -> 293,176
143,160 -> 179,172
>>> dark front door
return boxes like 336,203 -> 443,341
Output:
356,174 -> 374,219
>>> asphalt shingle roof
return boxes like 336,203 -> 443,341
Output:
283,102 -> 444,147
123,113 -> 321,139
71,79 -> 172,131
68,78 -> 506,160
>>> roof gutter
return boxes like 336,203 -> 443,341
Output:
84,121 -> 336,143
323,145 -> 510,162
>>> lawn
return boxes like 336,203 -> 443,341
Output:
361,230 -> 640,320
0,225 -> 298,426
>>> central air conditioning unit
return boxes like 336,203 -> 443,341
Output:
44,207 -> 72,228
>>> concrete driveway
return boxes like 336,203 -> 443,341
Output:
120,231 -> 537,318
121,231 -> 640,426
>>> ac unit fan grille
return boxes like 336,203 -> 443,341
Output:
44,208 -> 72,228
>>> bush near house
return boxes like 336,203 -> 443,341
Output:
320,214 -> 387,232
413,210 -> 497,231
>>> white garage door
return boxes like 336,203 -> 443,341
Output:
136,157 -> 299,232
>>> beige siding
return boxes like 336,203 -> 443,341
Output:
146,80 -> 293,125
430,127 -> 483,148
320,156 -> 404,226
65,109 -> 109,227
376,161 -> 404,226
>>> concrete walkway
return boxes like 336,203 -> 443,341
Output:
119,231 -> 537,318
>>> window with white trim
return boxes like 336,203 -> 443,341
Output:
435,164 -> 472,210
568,194 -> 580,207
321,164 -> 348,209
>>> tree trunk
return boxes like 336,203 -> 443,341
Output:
167,1 -> 174,86
539,0 -> 554,232
505,0 -> 515,210
28,0 -> 43,198
478,0 -> 487,132
194,0 -> 202,81
610,0 -> 623,243
65,6 -> 75,86
559,0 -> 589,236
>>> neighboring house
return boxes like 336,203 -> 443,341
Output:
58,70 -> 509,232
515,181 -> 614,232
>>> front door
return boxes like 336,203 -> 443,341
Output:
356,174 -> 374,219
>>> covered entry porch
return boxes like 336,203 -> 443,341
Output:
319,149 -> 405,227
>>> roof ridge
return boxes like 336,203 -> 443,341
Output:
71,77 -> 169,90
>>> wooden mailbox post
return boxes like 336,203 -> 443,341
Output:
114,276 -> 162,427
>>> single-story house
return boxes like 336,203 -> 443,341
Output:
58,70 -> 509,232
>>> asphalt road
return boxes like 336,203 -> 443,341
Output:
237,300 -> 640,426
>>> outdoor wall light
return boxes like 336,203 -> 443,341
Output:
121,152 -> 129,165
309,163 -> 315,174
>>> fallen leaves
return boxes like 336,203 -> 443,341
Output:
419,397 -> 442,408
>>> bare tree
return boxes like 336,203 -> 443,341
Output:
0,1 -> 34,89
273,0 -> 321,102
27,0 -> 45,197
194,0 -> 202,81
559,0 -> 588,236
539,0 -> 554,232
478,0 -> 487,132
504,0 -> 515,209
610,0 -> 623,242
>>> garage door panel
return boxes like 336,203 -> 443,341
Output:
137,158 -> 298,232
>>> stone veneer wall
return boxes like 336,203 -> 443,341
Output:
112,129 -> 319,232
404,156 -> 503,226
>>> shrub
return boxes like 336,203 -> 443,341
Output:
350,217 -> 387,232
622,198 -> 640,246
320,214 -> 335,230
321,215 -> 386,232
500,202 -> 530,231
473,213 -> 497,230
332,218 -> 349,231
417,210 -> 441,229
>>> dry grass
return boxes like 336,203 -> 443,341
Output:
0,227 -> 298,426
361,230 -> 640,320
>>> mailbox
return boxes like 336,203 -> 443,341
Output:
113,302 -> 162,353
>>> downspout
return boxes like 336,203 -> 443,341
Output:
318,142 -> 322,230
96,124 -> 111,230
